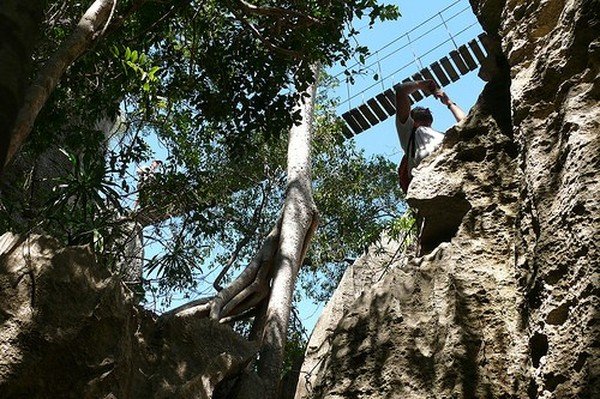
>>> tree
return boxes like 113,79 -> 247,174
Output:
0,1 -> 402,396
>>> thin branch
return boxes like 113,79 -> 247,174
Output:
100,0 -> 118,36
104,0 -> 148,34
229,7 -> 303,59
213,234 -> 252,291
235,0 -> 322,26
125,0 -> 188,42
213,182 -> 271,291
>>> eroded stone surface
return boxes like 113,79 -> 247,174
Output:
295,236 -> 410,399
300,0 -> 599,397
0,233 -> 258,399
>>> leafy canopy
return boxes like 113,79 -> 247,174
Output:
1,0 -> 408,307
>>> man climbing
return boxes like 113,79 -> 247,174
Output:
395,79 -> 466,192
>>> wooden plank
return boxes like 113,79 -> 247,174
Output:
458,44 -> 478,70
367,97 -> 388,121
478,33 -> 492,54
440,56 -> 460,82
430,61 -> 451,86
411,72 -> 424,81
384,89 -> 398,110
341,123 -> 354,139
341,112 -> 363,135
419,67 -> 441,88
376,92 -> 396,116
403,78 -> 423,102
468,39 -> 487,64
411,72 -> 429,98
349,108 -> 371,131
450,49 -> 469,75
358,103 -> 379,125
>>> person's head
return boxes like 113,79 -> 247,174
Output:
411,106 -> 433,127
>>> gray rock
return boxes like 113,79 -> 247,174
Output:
295,235 -> 410,399
0,233 -> 259,399
300,0 -> 599,397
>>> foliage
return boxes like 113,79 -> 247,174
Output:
1,0 -> 409,313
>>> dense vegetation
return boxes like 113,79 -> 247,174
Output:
0,1 -> 413,395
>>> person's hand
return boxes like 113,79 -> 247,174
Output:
434,88 -> 452,106
419,79 -> 437,94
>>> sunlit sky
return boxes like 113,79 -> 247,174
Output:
298,0 -> 486,334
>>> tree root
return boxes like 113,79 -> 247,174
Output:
162,216 -> 282,324
209,216 -> 281,321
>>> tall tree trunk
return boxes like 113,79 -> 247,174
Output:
2,0 -> 116,174
0,0 -> 44,175
256,64 -> 320,398
158,64 -> 321,399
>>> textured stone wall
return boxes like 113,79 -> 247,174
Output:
0,233 -> 258,399
495,0 -> 599,396
295,236 -> 409,399
299,0 -> 599,397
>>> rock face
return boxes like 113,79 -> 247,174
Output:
295,236 -> 410,399
298,0 -> 599,398
0,233 -> 258,399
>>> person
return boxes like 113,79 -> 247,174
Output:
394,79 -> 466,192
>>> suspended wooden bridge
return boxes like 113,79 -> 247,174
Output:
339,33 -> 491,139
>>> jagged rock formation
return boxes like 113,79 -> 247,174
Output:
297,0 -> 599,398
295,236 -> 409,399
0,233 -> 259,398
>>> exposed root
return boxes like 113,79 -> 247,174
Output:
219,307 -> 257,325
162,211 -> 317,328
220,255 -> 272,318
160,297 -> 212,321
209,217 -> 281,320
165,216 -> 281,324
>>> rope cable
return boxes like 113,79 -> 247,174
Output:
333,4 -> 472,80
439,12 -> 459,49
332,0 -> 468,80
407,32 -> 424,71
338,21 -> 480,107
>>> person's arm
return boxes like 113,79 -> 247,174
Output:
434,89 -> 466,122
394,80 -> 437,123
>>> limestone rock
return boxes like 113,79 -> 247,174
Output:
0,233 -> 258,399
300,0 -> 599,397
295,236 -> 409,399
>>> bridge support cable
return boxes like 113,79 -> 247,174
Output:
332,0 -> 468,82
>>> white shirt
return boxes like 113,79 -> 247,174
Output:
396,114 -> 445,176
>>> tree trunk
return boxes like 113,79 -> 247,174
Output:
256,64 -> 320,398
158,64 -> 320,399
0,0 -> 44,175
3,0 -> 116,174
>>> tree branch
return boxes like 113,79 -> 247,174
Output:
213,182 -> 271,291
234,0 -> 322,26
5,0 -> 117,168
229,6 -> 304,59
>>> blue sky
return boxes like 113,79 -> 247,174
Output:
297,0 -> 486,333
336,0 -> 484,159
